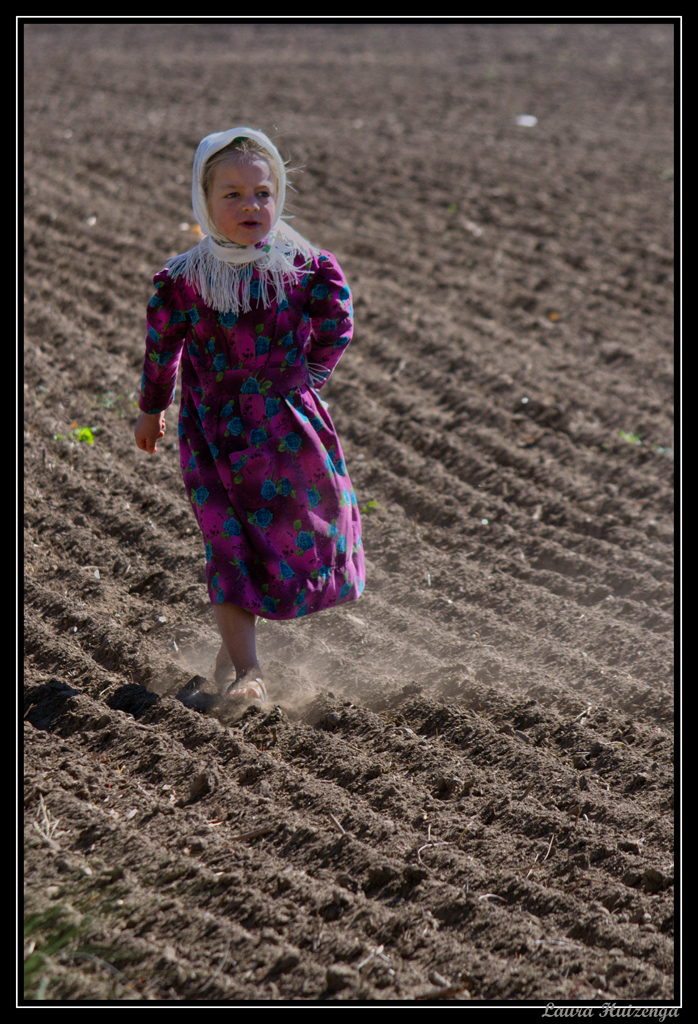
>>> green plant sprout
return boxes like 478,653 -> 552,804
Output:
72,426 -> 95,444
53,426 -> 97,445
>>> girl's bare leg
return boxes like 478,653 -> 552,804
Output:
212,603 -> 261,693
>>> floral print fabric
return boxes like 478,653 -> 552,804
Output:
139,250 -> 364,619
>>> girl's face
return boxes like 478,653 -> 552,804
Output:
207,155 -> 277,246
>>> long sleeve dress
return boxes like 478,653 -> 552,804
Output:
139,249 -> 365,619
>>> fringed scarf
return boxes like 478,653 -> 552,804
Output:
167,127 -> 316,314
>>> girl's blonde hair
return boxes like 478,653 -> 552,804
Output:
202,136 -> 280,203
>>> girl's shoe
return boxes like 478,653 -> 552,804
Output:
223,673 -> 267,706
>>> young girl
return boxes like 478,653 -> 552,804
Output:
134,127 -> 365,704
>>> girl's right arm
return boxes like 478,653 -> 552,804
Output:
136,269 -> 189,451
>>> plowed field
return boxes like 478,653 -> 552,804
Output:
23,21 -> 676,1004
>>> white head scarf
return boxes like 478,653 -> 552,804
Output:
167,127 -> 315,313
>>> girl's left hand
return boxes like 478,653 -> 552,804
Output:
134,411 -> 166,454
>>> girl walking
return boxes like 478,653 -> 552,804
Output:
134,127 -> 365,704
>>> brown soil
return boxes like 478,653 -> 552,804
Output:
23,21 -> 675,1004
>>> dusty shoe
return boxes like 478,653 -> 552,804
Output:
223,673 -> 267,706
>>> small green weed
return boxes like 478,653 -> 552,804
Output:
601,431 -> 673,457
72,426 -> 95,444
53,424 -> 98,445
359,499 -> 382,514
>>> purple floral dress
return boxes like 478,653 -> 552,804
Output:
139,249 -> 365,619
